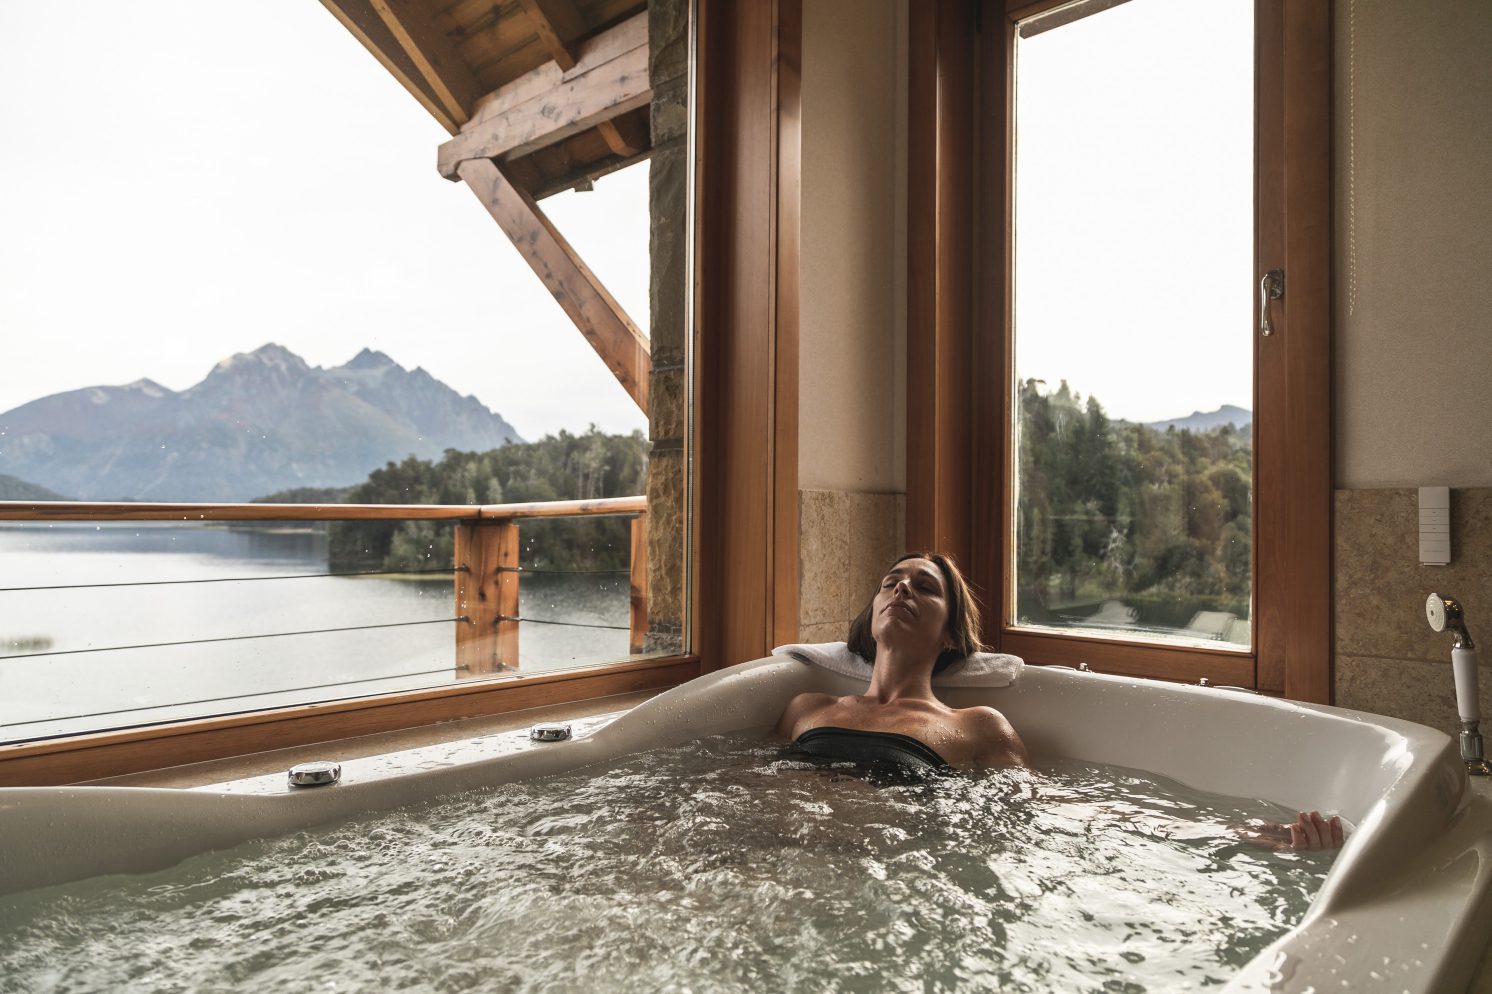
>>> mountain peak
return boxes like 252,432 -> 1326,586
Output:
343,348 -> 401,371
212,343 -> 310,376
124,378 -> 171,397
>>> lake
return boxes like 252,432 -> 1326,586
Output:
0,523 -> 633,744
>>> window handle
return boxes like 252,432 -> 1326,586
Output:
1259,269 -> 1284,337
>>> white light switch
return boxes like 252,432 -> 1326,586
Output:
1419,486 -> 1451,565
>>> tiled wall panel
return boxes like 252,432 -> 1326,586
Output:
798,489 -> 905,642
1335,487 -> 1492,736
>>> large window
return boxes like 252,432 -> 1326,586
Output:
1011,0 -> 1254,649
0,0 -> 698,775
958,0 -> 1331,695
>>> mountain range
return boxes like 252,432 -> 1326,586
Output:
1144,404 -> 1252,433
0,344 -> 523,502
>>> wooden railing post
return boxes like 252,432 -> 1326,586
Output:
629,512 -> 648,654
455,519 -> 520,675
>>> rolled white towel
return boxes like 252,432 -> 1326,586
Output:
771,641 -> 1023,688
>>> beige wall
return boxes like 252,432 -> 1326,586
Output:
1332,0 -> 1492,725
799,0 -> 906,493
1334,0 -> 1492,488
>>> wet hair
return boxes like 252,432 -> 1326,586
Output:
846,552 -> 984,675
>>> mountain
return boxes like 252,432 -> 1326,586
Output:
0,344 -> 524,502
0,473 -> 67,501
1145,405 -> 1252,434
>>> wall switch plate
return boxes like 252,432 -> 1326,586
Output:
1419,486 -> 1451,565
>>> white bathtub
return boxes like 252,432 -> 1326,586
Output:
3,657 -> 1491,992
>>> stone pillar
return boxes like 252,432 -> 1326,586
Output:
644,0 -> 690,654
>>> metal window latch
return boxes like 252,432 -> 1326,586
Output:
1259,269 -> 1284,337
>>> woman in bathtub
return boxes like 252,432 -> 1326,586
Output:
775,551 -> 1345,851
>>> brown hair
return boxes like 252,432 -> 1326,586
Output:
846,552 -> 984,675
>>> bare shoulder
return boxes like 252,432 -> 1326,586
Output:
773,692 -> 841,740
955,705 -> 1030,769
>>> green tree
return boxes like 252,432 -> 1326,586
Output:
328,428 -> 647,573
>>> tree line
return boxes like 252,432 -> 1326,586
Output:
307,428 -> 647,573
1016,379 -> 1251,623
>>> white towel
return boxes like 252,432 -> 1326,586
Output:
771,641 -> 1023,687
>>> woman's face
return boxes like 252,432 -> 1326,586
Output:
869,557 -> 952,656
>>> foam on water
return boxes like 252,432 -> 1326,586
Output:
0,735 -> 1329,993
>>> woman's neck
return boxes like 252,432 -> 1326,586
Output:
864,645 -> 938,703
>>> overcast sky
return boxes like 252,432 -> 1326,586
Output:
0,0 -> 649,441
1014,0 -> 1254,423
2,0 -> 1254,438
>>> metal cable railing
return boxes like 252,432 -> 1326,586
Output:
0,566 -> 459,594
0,496 -> 651,744
518,567 -> 629,575
497,614 -> 629,631
0,617 -> 466,661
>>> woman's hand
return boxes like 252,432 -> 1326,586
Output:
1238,810 -> 1345,851
1287,810 -> 1345,851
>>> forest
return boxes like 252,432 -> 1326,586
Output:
322,428 -> 648,573
1015,379 -> 1251,628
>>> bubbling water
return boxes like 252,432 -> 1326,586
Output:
0,735 -> 1327,993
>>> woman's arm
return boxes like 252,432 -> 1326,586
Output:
964,706 -> 1031,769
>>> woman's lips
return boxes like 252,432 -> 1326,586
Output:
884,600 -> 915,618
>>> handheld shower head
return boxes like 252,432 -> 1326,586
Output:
1427,593 -> 1475,649
1429,594 -> 1488,774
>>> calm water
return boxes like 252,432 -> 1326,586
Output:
0,735 -> 1329,993
0,524 -> 632,742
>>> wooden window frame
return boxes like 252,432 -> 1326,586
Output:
0,0 -> 809,786
910,0 -> 1331,700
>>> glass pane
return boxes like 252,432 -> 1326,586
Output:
1011,0 -> 1254,648
0,2 -> 691,743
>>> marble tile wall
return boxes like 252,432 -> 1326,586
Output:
797,489 -> 905,643
1335,487 -> 1492,736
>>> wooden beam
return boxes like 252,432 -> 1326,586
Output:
320,0 -> 461,134
695,0 -> 802,670
597,120 -> 640,157
629,514 -> 649,653
527,148 -> 652,200
906,1 -> 975,565
1277,0 -> 1333,704
469,12 -> 646,125
439,13 -> 651,179
516,0 -> 588,71
455,520 -> 519,676
457,157 -> 650,412
0,495 -> 646,523
369,0 -> 482,127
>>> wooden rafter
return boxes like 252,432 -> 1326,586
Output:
597,115 -> 646,157
458,158 -> 650,413
320,0 -> 463,133
439,12 -> 650,179
516,0 -> 588,71
369,0 -> 481,127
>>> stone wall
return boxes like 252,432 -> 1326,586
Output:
643,0 -> 690,654
797,489 -> 905,643
1335,487 -> 1492,736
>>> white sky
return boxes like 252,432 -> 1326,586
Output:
0,0 -> 649,441
1014,0 -> 1254,422
0,0 -> 1254,437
